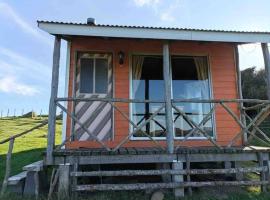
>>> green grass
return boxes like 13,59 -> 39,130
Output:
0,117 -> 62,182
1,117 -> 270,199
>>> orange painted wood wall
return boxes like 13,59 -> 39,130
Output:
65,37 -> 242,149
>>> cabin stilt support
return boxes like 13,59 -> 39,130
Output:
262,43 -> 270,100
234,161 -> 244,181
163,42 -> 174,154
58,164 -> 70,200
172,160 -> 184,198
46,36 -> 61,165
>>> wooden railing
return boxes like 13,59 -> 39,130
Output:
54,97 -> 270,152
0,119 -> 49,196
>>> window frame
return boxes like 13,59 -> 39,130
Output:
129,53 -> 216,141
78,53 -> 110,95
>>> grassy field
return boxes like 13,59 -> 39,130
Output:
1,117 -> 270,200
0,117 -> 62,182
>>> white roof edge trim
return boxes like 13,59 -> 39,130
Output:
38,22 -> 270,43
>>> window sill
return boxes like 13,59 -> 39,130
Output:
129,136 -> 213,141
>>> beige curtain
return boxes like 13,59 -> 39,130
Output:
194,57 -> 209,129
194,57 -> 209,98
132,55 -> 144,94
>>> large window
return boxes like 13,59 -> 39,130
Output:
131,55 -> 213,138
132,56 -> 165,137
79,56 -> 109,94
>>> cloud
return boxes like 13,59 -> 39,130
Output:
133,0 -> 160,7
0,76 -> 39,96
0,47 -> 51,81
0,2 -> 51,46
0,47 -> 50,96
132,0 -> 182,24
160,11 -> 175,22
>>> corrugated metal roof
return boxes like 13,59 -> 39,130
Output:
37,20 -> 270,34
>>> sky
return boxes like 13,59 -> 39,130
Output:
0,0 -> 270,116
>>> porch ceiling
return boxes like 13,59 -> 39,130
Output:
37,21 -> 270,43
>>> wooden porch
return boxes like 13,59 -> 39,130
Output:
48,146 -> 270,197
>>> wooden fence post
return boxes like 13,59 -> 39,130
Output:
0,138 -> 14,196
163,41 -> 174,154
172,160 -> 184,198
58,164 -> 70,200
46,36 -> 61,165
262,43 -> 270,100
258,153 -> 267,192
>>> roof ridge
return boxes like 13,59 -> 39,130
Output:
37,20 -> 270,34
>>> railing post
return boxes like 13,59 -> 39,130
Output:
261,43 -> 270,100
235,45 -> 247,144
46,36 -> 61,165
163,41 -> 174,154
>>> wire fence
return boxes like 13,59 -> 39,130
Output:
0,109 -> 48,119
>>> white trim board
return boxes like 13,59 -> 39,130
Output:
38,22 -> 270,43
61,41 -> 71,148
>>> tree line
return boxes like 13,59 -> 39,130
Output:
241,67 -> 267,100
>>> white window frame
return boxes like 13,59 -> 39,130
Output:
78,55 -> 110,95
129,54 -> 216,141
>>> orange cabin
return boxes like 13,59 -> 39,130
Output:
37,20 -> 268,152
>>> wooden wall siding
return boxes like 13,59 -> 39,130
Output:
65,38 -> 242,149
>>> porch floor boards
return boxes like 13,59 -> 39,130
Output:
53,146 -> 270,157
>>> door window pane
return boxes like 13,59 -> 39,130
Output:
132,56 -> 165,137
79,57 -> 109,94
80,58 -> 93,93
172,56 -> 213,137
95,58 -> 108,93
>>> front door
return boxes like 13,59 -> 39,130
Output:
73,53 -> 113,141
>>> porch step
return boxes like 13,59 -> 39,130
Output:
23,160 -> 44,172
6,160 -> 45,196
8,171 -> 27,185
7,171 -> 27,195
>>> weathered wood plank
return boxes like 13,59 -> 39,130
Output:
70,166 -> 267,177
58,164 -> 70,200
7,171 -> 27,185
47,36 -> 61,165
1,138 -> 14,196
48,168 -> 59,200
261,43 -> 270,99
74,181 -> 269,191
53,151 -> 269,165
163,42 -> 174,154
234,45 -> 247,144
57,97 -> 270,104
23,160 -> 44,172
56,154 -> 177,165
258,153 -> 267,192
172,161 -> 184,197
186,153 -> 192,195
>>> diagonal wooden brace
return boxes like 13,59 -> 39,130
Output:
172,105 -> 221,149
112,104 -> 165,151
